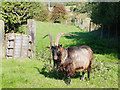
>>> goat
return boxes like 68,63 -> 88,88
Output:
42,33 -> 75,68
43,33 -> 93,85
57,44 -> 93,85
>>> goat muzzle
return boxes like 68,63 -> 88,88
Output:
54,55 -> 58,60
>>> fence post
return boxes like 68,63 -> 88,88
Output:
27,19 -> 36,58
0,20 -> 5,59
89,20 -> 91,32
75,19 -> 77,26
100,24 -> 103,39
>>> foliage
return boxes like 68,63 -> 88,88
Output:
70,6 -> 74,12
65,2 -> 77,6
76,2 -> 87,13
18,25 -> 27,34
0,2 -> 2,19
91,3 -> 116,25
90,2 -> 120,39
2,2 -> 31,33
31,2 -> 49,22
71,17 -> 76,23
1,2 -> 49,33
73,2 -> 93,13
51,5 -> 67,23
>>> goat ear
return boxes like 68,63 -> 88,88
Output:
58,44 -> 62,48
46,46 -> 51,49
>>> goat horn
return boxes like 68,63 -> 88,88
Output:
55,33 -> 76,46
43,33 -> 54,46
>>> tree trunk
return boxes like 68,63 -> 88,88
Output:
108,26 -> 110,40
115,24 -> 118,40
89,21 -> 91,32
100,24 -> 103,39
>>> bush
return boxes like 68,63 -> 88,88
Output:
32,2 -> 49,22
71,17 -> 76,23
70,6 -> 74,12
1,2 -> 49,33
51,5 -> 67,23
17,25 -> 27,34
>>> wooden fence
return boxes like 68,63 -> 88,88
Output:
75,17 -> 98,32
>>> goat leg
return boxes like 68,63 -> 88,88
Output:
62,73 -> 66,81
67,74 -> 71,85
53,60 -> 57,68
87,67 -> 91,81
81,71 -> 85,80
87,70 -> 90,81
87,62 -> 91,81
49,49 -> 52,65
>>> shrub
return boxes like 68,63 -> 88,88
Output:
1,2 -> 49,33
70,6 -> 74,12
51,5 -> 67,23
32,2 -> 49,22
71,17 -> 76,23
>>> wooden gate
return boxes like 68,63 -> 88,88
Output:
5,33 -> 32,59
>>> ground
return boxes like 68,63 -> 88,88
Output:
2,21 -> 119,88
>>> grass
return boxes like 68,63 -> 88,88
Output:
2,21 -> 119,88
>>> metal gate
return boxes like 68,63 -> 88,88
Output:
5,33 -> 32,59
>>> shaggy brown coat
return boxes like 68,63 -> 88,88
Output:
57,45 -> 93,85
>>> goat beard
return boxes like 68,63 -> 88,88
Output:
60,61 -> 75,76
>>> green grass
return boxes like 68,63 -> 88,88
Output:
36,21 -> 81,48
2,21 -> 119,88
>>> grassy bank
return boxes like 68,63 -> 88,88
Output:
2,21 -> 119,88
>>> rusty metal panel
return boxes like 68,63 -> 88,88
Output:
6,33 -> 32,59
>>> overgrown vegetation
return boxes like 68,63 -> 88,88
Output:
1,2 -> 49,33
51,5 -> 67,23
90,2 -> 120,39
1,2 -> 120,39
73,2 -> 92,13
65,2 -> 120,39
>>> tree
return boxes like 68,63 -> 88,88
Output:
31,2 -> 49,21
1,2 -> 49,33
90,2 -> 120,39
1,2 -> 32,33
73,2 -> 93,13
51,5 -> 67,23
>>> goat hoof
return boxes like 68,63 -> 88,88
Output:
67,81 -> 70,85
80,77 -> 84,81
67,82 -> 70,85
87,78 -> 90,81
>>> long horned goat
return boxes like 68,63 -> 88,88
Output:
43,33 -> 94,85
42,33 -> 76,68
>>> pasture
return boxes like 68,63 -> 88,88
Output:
2,21 -> 119,88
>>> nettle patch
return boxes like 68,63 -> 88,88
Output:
37,49 -> 118,82
91,55 -> 118,86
